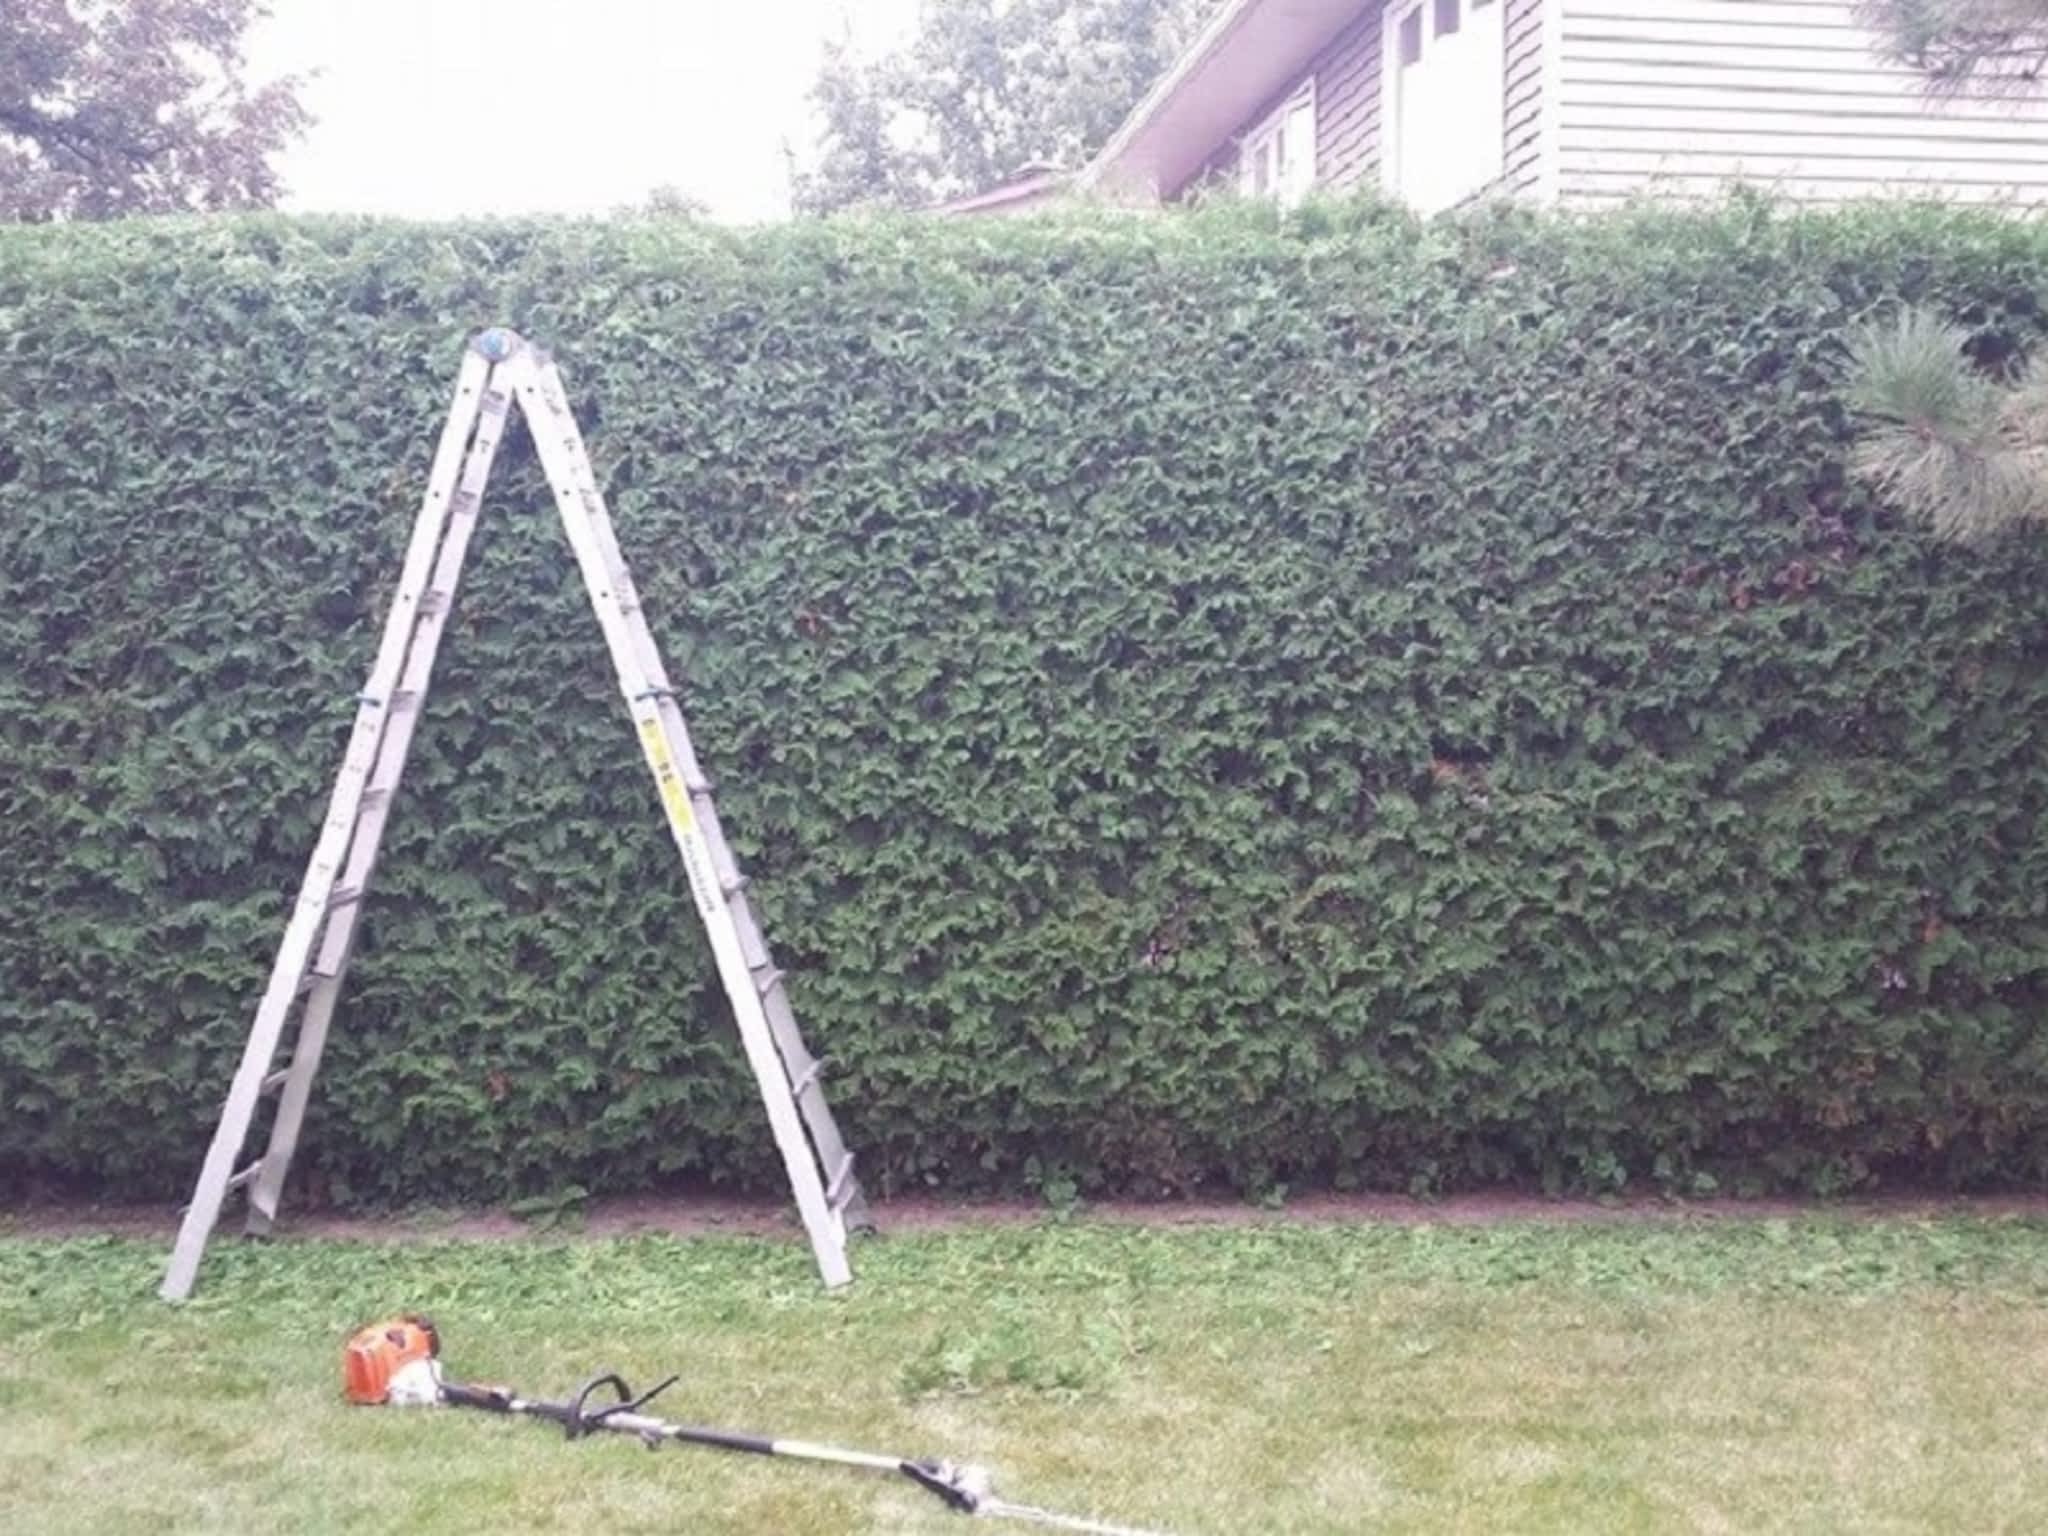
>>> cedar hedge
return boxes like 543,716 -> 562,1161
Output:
3,198 -> 2047,1206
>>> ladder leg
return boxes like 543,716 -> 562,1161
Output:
635,702 -> 854,1284
758,978 -> 872,1232
535,400 -> 868,1229
511,350 -> 857,1287
521,354 -> 871,1212
239,372 -> 516,1237
162,347 -> 498,1302
685,784 -> 871,1232
161,899 -> 334,1299
243,973 -> 341,1235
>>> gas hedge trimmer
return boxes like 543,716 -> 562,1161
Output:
345,1316 -> 1171,1535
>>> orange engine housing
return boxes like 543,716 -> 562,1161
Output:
343,1315 -> 441,1405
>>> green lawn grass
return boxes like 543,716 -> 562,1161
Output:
4,1217 -> 2048,1533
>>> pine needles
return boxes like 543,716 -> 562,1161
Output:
1843,305 -> 2048,543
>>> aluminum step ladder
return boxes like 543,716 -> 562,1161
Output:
161,328 -> 868,1301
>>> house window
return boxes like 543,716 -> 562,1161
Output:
1240,80 -> 1317,206
1387,0 -> 1505,214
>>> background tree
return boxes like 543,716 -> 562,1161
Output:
636,185 -> 712,220
1,0 -> 307,221
793,0 -> 1218,214
1858,1 -> 2048,90
1844,308 -> 2048,542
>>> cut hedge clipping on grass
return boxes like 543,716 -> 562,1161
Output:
3,198 -> 2048,1209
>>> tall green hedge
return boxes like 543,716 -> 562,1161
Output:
4,199 -> 2047,1205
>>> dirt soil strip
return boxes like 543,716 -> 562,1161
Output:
7,1190 -> 2048,1243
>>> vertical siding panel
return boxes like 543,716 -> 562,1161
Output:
1557,0 -> 2048,206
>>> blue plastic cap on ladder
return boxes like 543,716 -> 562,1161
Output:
472,327 -> 520,362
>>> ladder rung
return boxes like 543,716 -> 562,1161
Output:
684,774 -> 714,795
790,1058 -> 826,1099
825,1154 -> 856,1207
327,885 -> 363,911
225,1161 -> 263,1194
753,966 -> 783,998
262,1068 -> 291,1095
721,872 -> 750,897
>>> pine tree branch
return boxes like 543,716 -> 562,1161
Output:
1843,306 -> 2048,542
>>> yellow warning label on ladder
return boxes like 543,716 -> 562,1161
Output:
639,716 -> 697,834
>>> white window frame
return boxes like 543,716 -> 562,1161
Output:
1238,77 -> 1318,207
1381,0 -> 1507,216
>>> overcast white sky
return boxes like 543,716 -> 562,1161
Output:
250,0 -> 920,224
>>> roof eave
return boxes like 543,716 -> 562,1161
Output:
1080,0 -> 1373,201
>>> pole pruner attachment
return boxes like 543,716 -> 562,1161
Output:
343,1317 -> 1172,1534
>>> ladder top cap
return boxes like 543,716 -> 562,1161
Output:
470,327 -> 527,363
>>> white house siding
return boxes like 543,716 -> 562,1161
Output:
1314,9 -> 1385,190
1557,0 -> 2048,206
1501,0 -> 1546,195
1246,0 -> 1545,200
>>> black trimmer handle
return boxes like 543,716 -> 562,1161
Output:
563,1373 -> 636,1437
439,1380 -> 517,1414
